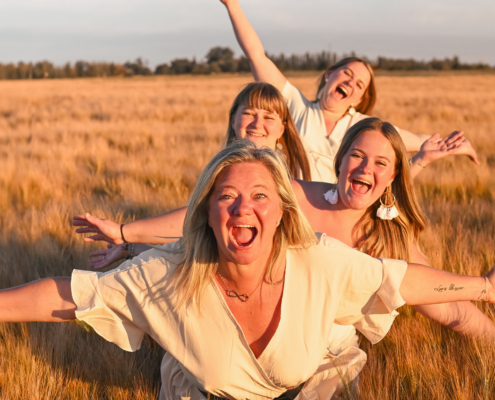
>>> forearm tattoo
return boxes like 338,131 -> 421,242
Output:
433,284 -> 464,293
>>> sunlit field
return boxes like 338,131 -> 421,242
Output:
1,72 -> 495,399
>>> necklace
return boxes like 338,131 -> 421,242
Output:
216,270 -> 264,302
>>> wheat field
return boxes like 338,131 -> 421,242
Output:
0,72 -> 495,399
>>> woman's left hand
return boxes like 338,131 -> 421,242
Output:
416,131 -> 465,165
89,243 -> 127,269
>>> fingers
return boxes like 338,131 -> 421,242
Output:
89,249 -> 110,258
82,234 -> 113,244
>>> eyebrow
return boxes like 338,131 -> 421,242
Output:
218,183 -> 272,191
352,148 -> 391,163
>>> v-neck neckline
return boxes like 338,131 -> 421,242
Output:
211,254 -> 290,367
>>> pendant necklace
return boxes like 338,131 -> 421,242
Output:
216,270 -> 264,302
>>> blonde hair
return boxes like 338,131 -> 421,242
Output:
315,57 -> 376,115
224,82 -> 312,181
173,140 -> 315,310
334,118 -> 426,261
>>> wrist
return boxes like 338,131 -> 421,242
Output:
410,154 -> 429,168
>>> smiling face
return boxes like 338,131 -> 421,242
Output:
208,162 -> 283,267
320,61 -> 372,114
337,130 -> 397,210
231,106 -> 285,150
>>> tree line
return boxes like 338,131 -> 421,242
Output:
0,47 -> 493,80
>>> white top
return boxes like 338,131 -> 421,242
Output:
72,234 -> 407,400
282,81 -> 369,183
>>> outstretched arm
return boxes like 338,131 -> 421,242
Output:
220,0 -> 287,92
0,278 -> 76,322
73,207 -> 188,245
409,245 -> 495,340
400,262 -> 492,306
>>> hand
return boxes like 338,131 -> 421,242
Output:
89,243 -> 127,269
416,131 -> 465,165
449,137 -> 480,165
73,213 -> 123,244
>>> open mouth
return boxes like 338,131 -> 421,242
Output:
231,225 -> 258,247
351,178 -> 372,194
247,131 -> 265,138
335,85 -> 349,99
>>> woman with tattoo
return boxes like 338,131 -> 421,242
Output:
4,141 -> 495,399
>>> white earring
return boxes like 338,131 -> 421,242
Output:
376,187 -> 399,220
323,186 -> 338,205
348,104 -> 356,116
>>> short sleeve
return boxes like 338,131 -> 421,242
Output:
282,81 -> 313,123
334,257 -> 407,344
72,247 -> 178,352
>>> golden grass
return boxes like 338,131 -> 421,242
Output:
0,73 -> 494,399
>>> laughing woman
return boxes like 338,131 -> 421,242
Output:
218,0 -> 480,182
4,141 -> 495,400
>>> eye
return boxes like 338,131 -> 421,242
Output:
219,194 -> 233,200
344,69 -> 351,76
255,193 -> 267,199
351,153 -> 363,159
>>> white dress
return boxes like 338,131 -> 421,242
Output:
282,82 -> 370,183
72,234 -> 407,400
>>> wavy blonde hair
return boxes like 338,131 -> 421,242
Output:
334,118 -> 426,261
315,57 -> 376,115
224,82 -> 312,181
173,140 -> 315,310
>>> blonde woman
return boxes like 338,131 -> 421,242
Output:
5,141 -> 495,400
218,0 -> 480,182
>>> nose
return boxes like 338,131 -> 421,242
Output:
232,195 -> 253,216
248,114 -> 263,129
359,158 -> 373,174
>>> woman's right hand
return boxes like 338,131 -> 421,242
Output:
89,243 -> 127,269
73,213 -> 123,244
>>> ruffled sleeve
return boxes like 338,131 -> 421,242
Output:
282,81 -> 313,123
72,246 -> 179,352
335,257 -> 407,344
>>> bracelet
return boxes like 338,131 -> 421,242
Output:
479,276 -> 488,302
120,224 -> 128,243
129,243 -> 136,258
408,158 -> 427,169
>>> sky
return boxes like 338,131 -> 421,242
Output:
1,0 -> 494,68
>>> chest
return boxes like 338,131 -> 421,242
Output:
222,283 -> 284,359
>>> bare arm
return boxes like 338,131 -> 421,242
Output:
409,245 -> 495,340
73,207 -> 188,245
400,263 -> 488,306
0,278 -> 76,322
220,0 -> 287,92
398,128 -> 431,153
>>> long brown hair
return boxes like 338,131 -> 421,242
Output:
334,118 -> 426,261
224,82 -> 312,181
173,140 -> 315,310
315,57 -> 376,115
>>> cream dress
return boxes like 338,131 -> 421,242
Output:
72,234 -> 407,400
283,82 -> 370,183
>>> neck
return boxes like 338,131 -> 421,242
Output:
217,249 -> 284,292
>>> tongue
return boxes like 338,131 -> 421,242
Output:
233,227 -> 255,245
352,181 -> 370,194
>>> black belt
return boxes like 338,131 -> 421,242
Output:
199,382 -> 304,400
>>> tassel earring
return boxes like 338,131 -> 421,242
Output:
348,103 -> 356,116
323,184 -> 338,205
276,140 -> 284,151
376,186 -> 399,220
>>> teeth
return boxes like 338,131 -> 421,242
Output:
234,225 -> 255,228
339,86 -> 348,95
354,179 -> 371,186
247,132 -> 264,137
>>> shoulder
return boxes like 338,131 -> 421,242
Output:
292,179 -> 334,205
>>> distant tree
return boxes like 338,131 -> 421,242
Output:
124,58 -> 152,76
169,58 -> 195,74
155,63 -> 171,75
205,47 -> 234,64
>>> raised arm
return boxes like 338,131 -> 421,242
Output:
0,278 -> 75,322
73,207 -> 187,245
220,0 -> 287,92
408,244 -> 495,340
